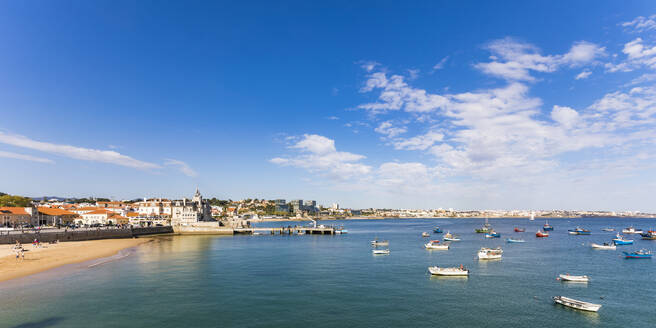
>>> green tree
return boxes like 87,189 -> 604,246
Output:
0,194 -> 33,207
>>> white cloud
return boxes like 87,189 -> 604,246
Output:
622,14 -> 656,32
0,132 -> 160,169
551,105 -> 580,128
0,150 -> 54,164
374,121 -> 407,138
575,70 -> 592,80
474,38 -> 604,81
360,61 -> 380,72
433,56 -> 449,70
393,131 -> 443,150
164,159 -> 198,177
562,41 -> 606,66
270,134 -> 371,180
606,38 -> 656,72
588,86 -> 656,127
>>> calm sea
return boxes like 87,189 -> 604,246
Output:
1,218 -> 654,327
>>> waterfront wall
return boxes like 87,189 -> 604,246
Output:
0,226 -> 173,244
173,222 -> 234,235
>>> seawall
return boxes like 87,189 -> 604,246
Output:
0,226 -> 173,244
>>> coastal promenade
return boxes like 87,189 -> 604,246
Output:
0,226 -> 173,244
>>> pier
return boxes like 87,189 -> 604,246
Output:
234,226 -> 336,235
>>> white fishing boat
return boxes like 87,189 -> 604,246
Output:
372,249 -> 390,255
477,247 -> 503,260
422,232 -> 430,237
553,296 -> 602,312
428,266 -> 469,276
558,274 -> 589,283
622,227 -> 643,234
590,242 -> 616,250
371,240 -> 389,246
425,240 -> 449,250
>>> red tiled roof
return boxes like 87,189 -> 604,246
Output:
0,207 -> 29,215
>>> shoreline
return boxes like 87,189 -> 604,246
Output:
0,237 -> 152,283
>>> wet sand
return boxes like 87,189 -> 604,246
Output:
0,238 -> 152,282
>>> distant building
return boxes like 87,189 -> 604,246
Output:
170,188 -> 213,226
331,203 -> 339,210
304,200 -> 317,213
290,199 -> 303,213
274,199 -> 288,213
0,207 -> 33,227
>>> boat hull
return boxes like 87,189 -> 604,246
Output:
553,296 -> 601,312
559,274 -> 589,282
612,239 -> 633,245
590,243 -> 616,250
428,266 -> 468,276
425,243 -> 449,250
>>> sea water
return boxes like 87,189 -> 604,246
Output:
1,218 -> 654,327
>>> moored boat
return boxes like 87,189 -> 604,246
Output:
612,233 -> 633,245
601,227 -> 615,232
475,217 -> 491,233
506,238 -> 525,243
477,247 -> 503,260
422,232 -> 430,237
640,232 -> 656,240
514,227 -> 525,232
622,227 -> 643,234
425,240 -> 449,250
484,230 -> 501,238
428,265 -> 468,276
433,227 -> 443,233
568,227 -> 591,235
623,249 -> 652,259
443,231 -> 460,241
372,249 -> 390,255
590,242 -> 616,250
543,220 -> 554,231
558,273 -> 589,283
553,296 -> 602,312
536,230 -> 549,237
371,239 -> 389,246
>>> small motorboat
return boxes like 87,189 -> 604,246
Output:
422,232 -> 430,237
601,227 -> 615,232
425,240 -> 450,250
591,242 -> 616,250
612,234 -> 634,245
622,227 -> 643,234
558,273 -> 589,283
623,249 -> 652,259
428,265 -> 469,276
371,239 -> 389,246
477,247 -> 503,260
536,230 -> 549,237
372,249 -> 390,255
433,227 -> 443,233
443,231 -> 460,241
543,221 -> 554,231
514,227 -> 525,232
568,227 -> 591,235
484,230 -> 501,238
506,238 -> 525,243
641,232 -> 656,240
553,296 -> 602,312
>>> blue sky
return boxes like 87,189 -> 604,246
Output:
1,1 -> 656,211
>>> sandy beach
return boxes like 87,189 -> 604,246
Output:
0,238 -> 152,283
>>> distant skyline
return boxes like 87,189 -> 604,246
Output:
1,1 -> 656,211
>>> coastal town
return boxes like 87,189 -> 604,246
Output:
1,189 -> 655,232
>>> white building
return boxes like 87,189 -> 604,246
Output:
170,188 -> 212,226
